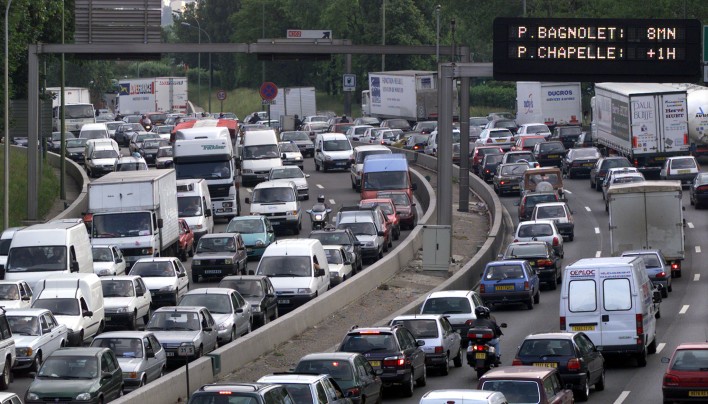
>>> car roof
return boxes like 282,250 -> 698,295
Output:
422,389 -> 504,400
534,202 -> 568,209
425,290 -> 474,298
258,373 -> 327,384
221,275 -> 268,282
154,305 -> 205,313
184,287 -> 235,296
487,260 -> 527,266
348,326 -> 395,334
5,308 -> 50,317
621,249 -> 662,256
135,257 -> 178,263
481,365 -> 557,379
54,347 -> 106,357
675,343 -> 708,350
299,352 -> 360,362
101,275 -> 142,282
518,219 -> 556,226
524,332 -> 578,341
392,314 -> 444,321
200,232 -> 237,239
198,382 -> 278,393
93,331 -> 156,339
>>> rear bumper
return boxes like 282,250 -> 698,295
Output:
663,387 -> 708,401
481,290 -> 533,304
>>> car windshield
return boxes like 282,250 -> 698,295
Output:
295,360 -> 354,381
147,311 -> 200,331
376,192 -> 410,207
484,264 -> 527,280
116,162 -> 147,171
0,284 -> 20,300
33,298 -> 79,316
363,171 -> 408,190
66,139 -> 88,148
408,135 -> 429,145
220,280 -> 263,297
180,294 -> 232,314
671,349 -> 708,371
484,155 -> 504,165
323,140 -> 351,151
361,202 -> 393,215
226,219 -> 265,234
243,144 -> 279,159
80,130 -> 107,139
489,129 -> 513,138
338,222 -> 376,236
507,153 -> 535,163
386,119 -> 410,130
481,380 -> 541,402
696,173 -> 708,184
92,149 -> 118,159
501,165 -> 528,176
478,148 -> 503,156
340,333 -> 397,353
136,134 -> 157,142
573,148 -> 600,158
101,280 -> 135,298
178,196 -> 202,217
281,132 -> 310,141
7,315 -> 40,336
197,237 -> 237,253
38,356 -> 99,379
252,187 -> 295,203
143,140 -> 162,149
623,253 -> 662,268
270,168 -> 303,180
324,248 -> 344,264
92,247 -> 113,262
6,246 -> 66,273
175,160 -> 232,180
528,173 -> 560,186
522,137 -> 546,148
518,224 -> 553,238
559,126 -> 582,135
157,147 -> 173,157
309,232 -> 350,245
526,125 -> 550,133
279,143 -> 300,153
130,261 -> 175,277
421,297 -> 472,315
258,256 -> 312,277
602,158 -> 632,169
91,337 -> 143,358
536,205 -> 566,219
519,339 -> 574,356
391,319 -> 439,339
539,143 -> 565,152
92,211 -> 152,238
493,120 -> 517,130
356,150 -> 390,163
505,244 -> 547,258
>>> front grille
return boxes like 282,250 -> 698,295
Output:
263,212 -> 287,217
208,184 -> 231,198
38,398 -> 72,402
121,248 -> 146,256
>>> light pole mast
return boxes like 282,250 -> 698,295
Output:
4,0 -> 14,229
435,4 -> 441,64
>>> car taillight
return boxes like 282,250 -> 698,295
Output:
633,159 -> 639,167
560,316 -> 566,330
656,271 -> 666,278
537,259 -> 553,266
480,283 -> 485,293
500,181 -> 506,185
663,373 -> 680,387
383,356 -> 405,367
671,262 -> 680,270
512,358 -> 523,366
636,314 -> 644,336
486,138 -> 493,143
413,145 -> 420,150
465,319 -> 474,326
468,330 -> 494,340
485,169 -> 490,173
552,236 -> 559,246
698,185 -> 708,192
513,239 -> 519,243
346,387 -> 361,397
567,358 -> 581,371
524,281 -> 529,290
519,204 -> 525,217
434,346 -> 444,354
472,344 -> 488,351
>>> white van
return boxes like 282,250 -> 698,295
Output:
176,179 -> 214,240
241,129 -> 282,186
420,389 -> 507,404
5,219 -> 94,286
559,257 -> 660,367
31,273 -> 105,346
314,133 -> 353,172
85,138 -> 121,178
246,180 -> 301,234
0,226 -> 23,269
350,145 -> 392,191
79,122 -> 109,140
255,239 -> 329,313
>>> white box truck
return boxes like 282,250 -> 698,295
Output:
516,82 -> 582,127
591,83 -> 690,175
87,169 -> 180,268
362,70 -> 459,121
607,180 -> 685,277
117,77 -> 188,115
666,83 -> 708,158
47,87 -> 95,134
46,87 -> 91,108
270,87 -> 317,125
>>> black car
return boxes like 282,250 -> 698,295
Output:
114,123 -> 144,147
689,172 -> 708,209
514,332 -> 605,401
336,325 -> 427,397
191,233 -> 248,283
404,133 -> 430,152
280,131 -> 315,157
218,275 -> 279,327
589,156 -> 632,191
549,125 -> 583,149
493,163 -> 529,195
500,241 -> 561,288
574,131 -> 594,148
46,131 -> 75,153
309,228 -> 363,273
190,383 -> 294,403
562,147 -> 602,178
380,118 -> 412,132
139,139 -> 169,165
479,154 -> 504,182
516,191 -> 560,222
65,137 -> 88,164
532,141 -> 566,167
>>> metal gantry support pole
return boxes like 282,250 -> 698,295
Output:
344,50 -> 352,116
3,0 -> 12,229
458,47 -> 471,211
27,44 -> 39,221
60,0 -> 66,201
437,63 -> 454,226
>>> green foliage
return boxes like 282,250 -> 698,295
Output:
470,83 -> 516,110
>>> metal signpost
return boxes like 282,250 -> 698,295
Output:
217,89 -> 227,113
260,82 -> 278,126
343,74 -> 356,92
178,343 -> 195,399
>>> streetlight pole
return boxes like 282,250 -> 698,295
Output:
60,0 -> 66,201
4,0 -> 14,229
435,4 -> 441,64
381,0 -> 386,71
182,22 -> 211,115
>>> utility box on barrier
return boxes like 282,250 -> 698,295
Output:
206,353 -> 221,375
422,225 -> 451,272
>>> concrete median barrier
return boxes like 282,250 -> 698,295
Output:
46,151 -> 89,220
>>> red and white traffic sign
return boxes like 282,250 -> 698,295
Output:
259,82 -> 278,101
216,89 -> 227,101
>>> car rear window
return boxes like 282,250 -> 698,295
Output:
539,143 -> 565,152
671,349 -> 708,371
489,129 -> 513,138
390,319 -> 439,339
519,339 -> 574,356
527,125 -> 550,133
535,206 -> 566,219
568,280 -> 597,312
295,360 -> 354,381
505,244 -> 547,258
421,297 -> 472,315
481,380 -> 540,403
671,158 -> 697,169
603,278 -> 632,311
507,153 -> 534,163
602,158 -> 631,169
340,332 -> 397,352
518,224 -> 553,237
479,148 -> 503,156
484,265 -> 525,280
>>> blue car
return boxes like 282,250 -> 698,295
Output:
225,216 -> 276,259
479,260 -> 540,310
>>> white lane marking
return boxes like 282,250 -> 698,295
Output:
694,274 -> 701,282
613,391 -> 630,404
585,206 -> 591,212
687,222 -> 694,229
594,227 -> 600,234
316,184 -> 324,189
657,342 -> 666,354
565,190 -> 573,195
329,199 -> 336,205
595,251 -> 602,258
246,188 -> 252,194
696,246 -> 702,253
679,305 -> 690,314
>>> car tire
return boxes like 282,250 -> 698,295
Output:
661,287 -> 668,298
533,290 -> 540,304
416,366 -> 427,387
143,307 -> 152,325
129,311 -> 138,330
595,369 -> 606,391
453,347 -> 463,368
550,280 -> 557,290
527,298 -> 534,310
648,338 -> 657,354
192,274 -> 199,283
378,249 -> 383,259
315,161 -> 320,171
401,373 -> 415,397
574,377 -> 590,401
0,358 -> 10,390
668,283 -> 673,293
188,244 -> 195,258
30,352 -> 42,373
440,354 -> 450,376
637,348 -> 648,367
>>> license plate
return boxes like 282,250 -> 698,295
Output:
166,352 -> 175,357
654,156 -> 667,161
678,169 -> 690,174
204,270 -> 221,274
548,154 -> 559,158
496,285 -> 514,291
533,362 -> 558,368
571,325 -> 595,331
246,248 -> 253,252
475,353 -> 487,359
495,139 -> 504,143
583,163 -> 594,167
512,185 -> 520,189
369,360 -> 381,367
105,316 -> 112,321
278,299 -> 290,304
688,391 -> 708,397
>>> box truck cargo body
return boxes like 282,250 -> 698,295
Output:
269,87 -> 316,125
516,82 -> 582,127
117,77 -> 188,115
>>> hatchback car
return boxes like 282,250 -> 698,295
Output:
511,134 -> 547,152
516,192 -> 560,222
531,202 -> 574,241
420,290 -> 484,347
146,306 -> 218,362
280,131 -> 315,156
480,260 -> 540,310
278,142 -> 304,170
390,314 -> 463,374
257,373 -> 350,404
90,331 -> 167,392
501,151 -> 538,167
420,389 -> 508,404
500,241 -> 561,288
323,245 -> 354,287
269,166 -> 310,200
532,141 -> 566,167
91,245 -> 127,276
178,218 -> 195,262
337,325 -> 426,397
516,123 -> 551,139
514,220 -> 564,258
191,382 -> 295,404
309,228 -> 363,274
660,155 -> 700,185
7,309 -> 68,372
376,191 -> 417,230
602,168 -> 643,200
590,156 -> 632,191
359,198 -> 400,240
661,343 -> 708,403
477,366 -> 574,404
294,352 -> 383,404
690,172 -> 708,208
179,288 -> 252,343
621,249 -> 672,297
493,163 -> 529,196
191,233 -> 248,283
471,146 -> 504,175
561,147 -> 601,178
219,275 -> 277,327
226,216 -> 276,259
404,133 -> 430,152
139,139 -> 168,165
476,128 -> 516,151
129,257 -> 189,308
479,154 -> 504,183
101,275 -> 153,330
25,347 -> 123,404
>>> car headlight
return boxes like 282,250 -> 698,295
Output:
255,240 -> 265,247
291,210 -> 298,215
76,392 -> 92,401
365,241 -> 374,246
193,224 -> 203,230
192,260 -> 202,266
115,307 -> 129,313
16,347 -> 32,357
325,155 -> 333,161
223,258 -> 233,265
160,285 -> 176,292
296,156 -> 302,160
297,288 -> 313,294
242,169 -> 253,173
252,305 -> 262,312
26,393 -> 39,401
217,322 -> 231,331
123,371 -> 138,379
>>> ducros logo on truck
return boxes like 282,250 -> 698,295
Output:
201,145 -> 226,150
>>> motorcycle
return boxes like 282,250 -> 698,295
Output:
306,202 -> 331,231
466,324 -> 507,379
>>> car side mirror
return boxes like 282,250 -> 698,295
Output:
316,148 -> 321,152
203,326 -> 213,332
514,201 -> 520,206
146,348 -> 155,358
101,372 -> 113,380
416,340 -> 425,347
157,218 -> 164,229
305,174 -> 310,178
71,261 -> 80,273
245,198 -> 251,204
178,271 -> 186,278
205,209 -> 212,217
411,183 -> 417,191
235,308 -> 244,313
497,253 -> 503,259
82,310 -> 93,318
266,293 -> 275,298
281,153 -> 287,159
377,231 -> 385,236
315,268 -> 325,277
22,295 -> 31,301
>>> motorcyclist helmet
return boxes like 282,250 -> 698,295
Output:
317,195 -> 325,203
474,306 -> 491,319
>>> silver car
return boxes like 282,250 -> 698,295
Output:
146,306 -> 218,362
390,314 -> 463,374
7,309 -> 68,372
90,331 -> 167,392
179,288 -> 252,344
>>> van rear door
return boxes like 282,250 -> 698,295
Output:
598,270 -> 637,350
564,271 -> 602,346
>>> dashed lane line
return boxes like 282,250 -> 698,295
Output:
246,188 -> 252,193
679,305 -> 689,314
595,251 -> 602,258
687,222 -> 694,229
594,227 -> 600,234
613,391 -> 630,404
585,206 -> 591,212
695,274 -> 701,282
565,190 -> 573,195
329,199 -> 336,205
316,184 -> 324,189
696,246 -> 702,253
656,342 -> 666,354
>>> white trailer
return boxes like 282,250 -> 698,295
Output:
117,77 -> 188,115
516,82 -> 582,127
666,83 -> 708,157
270,87 -> 317,123
46,87 -> 91,108
87,169 -> 180,268
607,180 -> 685,276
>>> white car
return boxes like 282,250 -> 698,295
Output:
268,166 -> 310,200
344,124 -> 373,141
154,146 -> 174,169
516,123 -> 552,139
419,290 -> 485,346
660,155 -> 700,185
475,128 -> 516,151
514,219 -> 564,258
91,245 -> 127,276
530,202 -> 575,241
179,288 -> 252,343
257,373 -> 350,404
390,314 -> 463,374
100,275 -> 153,330
0,226 -> 23,268
128,257 -> 190,308
0,280 -> 33,309
6,309 -> 67,372
278,142 -> 304,170
373,129 -> 403,146
361,127 -> 385,144
323,245 -> 354,287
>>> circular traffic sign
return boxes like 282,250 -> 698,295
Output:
259,82 -> 278,101
216,89 -> 227,101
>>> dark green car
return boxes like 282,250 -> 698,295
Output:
25,347 -> 123,404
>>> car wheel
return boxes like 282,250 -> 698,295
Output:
574,377 -> 590,401
0,359 -> 10,390
568,233 -> 574,242
138,375 -> 146,388
192,273 -> 199,283
30,352 -> 42,373
550,279 -> 557,290
188,244 -> 195,257
440,353 -> 450,376
668,282 -> 673,293
378,249 -> 383,259
453,347 -> 463,367
416,365 -> 427,387
527,298 -> 534,310
401,373 -> 414,397
595,369 -> 606,391
648,338 -> 657,354
661,286 -> 668,298
129,311 -> 138,330
229,327 -> 236,342
143,307 -> 152,325
637,348 -> 648,367
533,290 -> 540,304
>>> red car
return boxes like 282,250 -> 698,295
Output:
360,198 -> 401,240
662,343 -> 708,402
471,146 -> 504,175
178,219 -> 195,261
376,191 -> 417,230
511,135 -> 547,152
